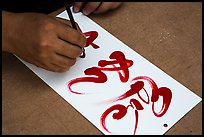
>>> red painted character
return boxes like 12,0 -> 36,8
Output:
80,31 -> 99,58
101,98 -> 143,135
68,51 -> 133,94
100,76 -> 172,134
67,30 -> 172,135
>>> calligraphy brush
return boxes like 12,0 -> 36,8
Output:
64,2 -> 85,53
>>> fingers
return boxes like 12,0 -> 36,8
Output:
56,17 -> 72,27
73,2 -> 85,13
56,17 -> 83,33
81,2 -> 101,15
73,2 -> 122,15
35,38 -> 80,73
111,2 -> 122,9
36,50 -> 77,72
55,38 -> 83,59
38,61 -> 74,72
51,53 -> 76,72
44,17 -> 86,72
93,2 -> 122,14
56,21 -> 86,49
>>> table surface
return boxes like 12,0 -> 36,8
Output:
2,2 -> 202,135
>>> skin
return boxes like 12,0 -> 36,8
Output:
2,2 -> 122,72
73,2 -> 122,15
2,11 -> 86,72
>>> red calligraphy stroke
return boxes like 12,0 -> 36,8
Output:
101,99 -> 144,135
106,81 -> 148,103
98,51 -> 133,83
132,76 -> 172,117
100,76 -> 172,134
68,51 -> 133,94
105,76 -> 172,117
80,31 -> 99,58
67,67 -> 107,94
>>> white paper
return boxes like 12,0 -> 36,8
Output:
16,8 -> 202,135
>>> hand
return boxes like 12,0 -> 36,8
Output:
73,2 -> 122,15
2,11 -> 86,72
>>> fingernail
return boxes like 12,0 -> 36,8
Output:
74,5 -> 79,12
83,9 -> 90,15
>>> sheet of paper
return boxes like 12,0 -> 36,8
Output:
17,8 -> 202,135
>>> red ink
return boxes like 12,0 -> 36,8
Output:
68,51 -> 133,94
80,31 -> 99,58
84,31 -> 99,49
100,76 -> 172,134
101,99 -> 144,135
98,51 -> 133,82
100,104 -> 127,133
138,88 -> 150,104
132,76 -> 172,117
152,87 -> 172,117
109,81 -> 145,102
128,99 -> 144,135
67,67 -> 107,94
67,30 -> 172,134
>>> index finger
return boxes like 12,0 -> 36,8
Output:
56,18 -> 86,48
56,17 -> 83,33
